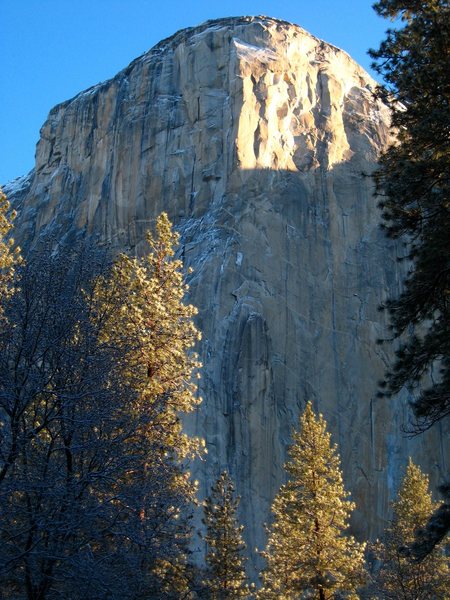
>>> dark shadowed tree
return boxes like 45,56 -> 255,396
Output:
370,0 -> 450,556
202,472 -> 250,599
370,0 -> 450,430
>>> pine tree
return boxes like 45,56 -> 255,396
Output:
203,472 -> 250,599
94,212 -> 203,458
259,402 -> 366,600
0,188 -> 20,319
374,459 -> 449,599
370,1 -> 450,432
92,213 -> 203,595
369,0 -> 450,554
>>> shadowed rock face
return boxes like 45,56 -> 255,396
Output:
6,15 -> 447,569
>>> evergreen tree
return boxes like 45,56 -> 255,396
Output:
373,459 -> 449,599
369,0 -> 450,555
94,211 -> 203,458
93,212 -> 203,595
0,188 -> 20,319
370,1 -> 450,432
259,402 -> 366,600
203,472 -> 250,599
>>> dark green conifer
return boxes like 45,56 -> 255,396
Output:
203,472 -> 250,599
370,0 -> 450,431
370,0 -> 450,555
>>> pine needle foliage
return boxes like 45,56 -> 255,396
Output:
0,188 -> 20,319
369,0 -> 450,558
91,213 -> 204,595
370,0 -> 450,433
373,459 -> 449,599
203,472 -> 250,599
93,211 -> 203,458
259,402 -> 366,600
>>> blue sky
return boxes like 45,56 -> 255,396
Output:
0,0 -> 388,184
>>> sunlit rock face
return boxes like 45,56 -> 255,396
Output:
6,16 -> 447,569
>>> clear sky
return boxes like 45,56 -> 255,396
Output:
0,0 -> 388,184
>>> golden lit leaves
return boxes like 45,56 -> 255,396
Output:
260,402 -> 366,599
374,458 -> 449,598
0,188 -> 21,320
93,212 -> 202,459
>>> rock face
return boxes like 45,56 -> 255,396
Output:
6,16 -> 447,568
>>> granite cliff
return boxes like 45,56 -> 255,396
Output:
5,16 -> 447,565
